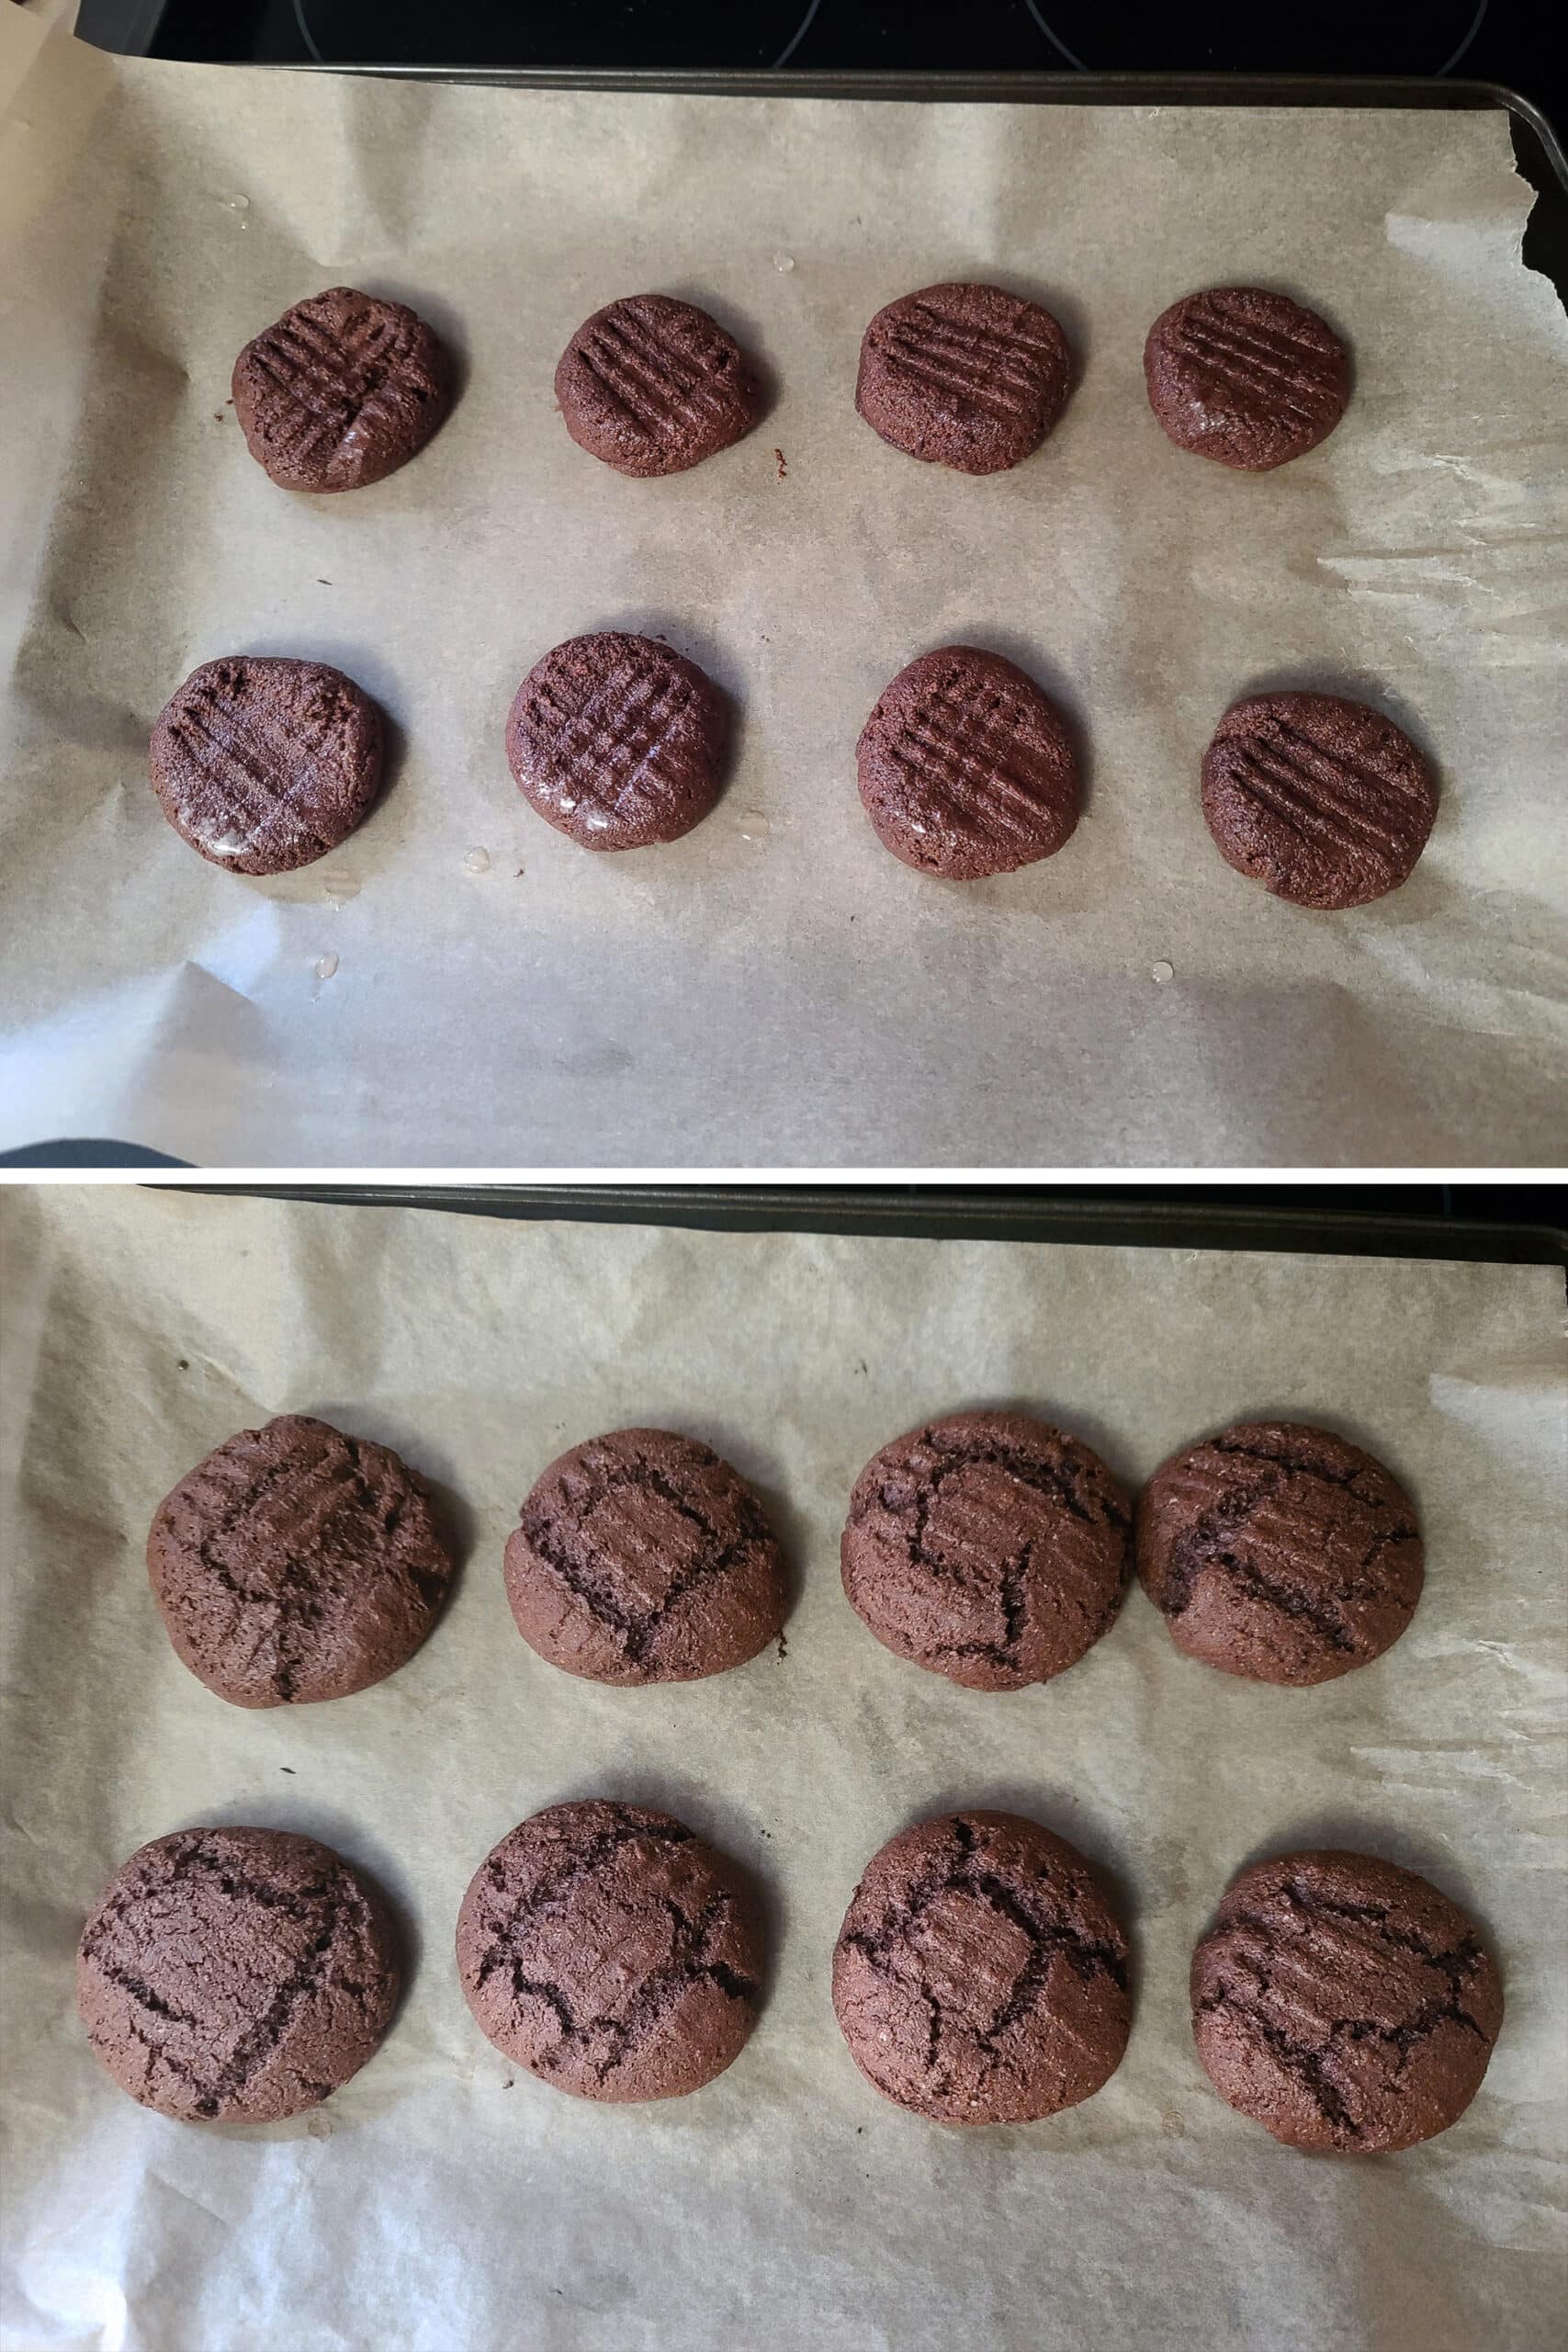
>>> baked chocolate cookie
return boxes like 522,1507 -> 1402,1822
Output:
504,1428 -> 784,1685
148,1414 -> 454,1706
457,1800 -> 761,2101
232,287 -> 450,492
556,295 -> 762,477
840,1410 -> 1131,1690
149,655 -> 383,876
1136,1419 -> 1422,1686
1145,287 -> 1348,470
856,282 -> 1072,474
1201,691 -> 1437,910
856,646 -> 1079,878
76,1826 -> 399,2122
506,631 -> 728,850
1191,1849 -> 1503,2154
833,1810 -> 1130,2124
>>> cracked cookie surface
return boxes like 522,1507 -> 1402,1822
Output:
504,1428 -> 784,1684
840,1410 -> 1130,1690
148,1414 -> 454,1706
76,1826 -> 399,2122
1191,1849 -> 1502,2153
1136,1419 -> 1422,1685
832,1811 -> 1130,2124
457,1801 -> 761,2101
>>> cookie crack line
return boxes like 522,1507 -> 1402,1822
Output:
1198,1991 -> 1355,2131
1205,1435 -> 1391,1501
1200,1548 -> 1358,1653
473,1815 -> 695,1984
1201,1888 -> 1495,2069
1205,1899 -> 1487,2002
1157,1449 -> 1409,1636
502,1882 -> 756,2085
841,1845 -> 1126,2103
197,1916 -> 342,2114
844,1840 -> 1127,2020
83,1836 -> 371,2119
107,2012 -> 221,2109
928,1426 -> 1129,1529
855,1432 -> 1127,1672
160,1838 -> 339,1920
518,1456 -> 772,1666
82,1958 -> 201,2030
592,1938 -> 758,2083
1334,1998 -> 1493,2062
172,1430 -> 441,1700
513,1971 -> 579,2041
1280,1883 -> 1487,1980
858,1427 -> 1128,1543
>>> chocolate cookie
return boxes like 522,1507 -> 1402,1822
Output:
1201,691 -> 1437,910
1144,287 -> 1349,471
149,656 -> 383,876
76,1826 -> 399,2122
1191,1849 -> 1503,2154
504,1428 -> 784,1685
856,646 -> 1079,878
855,282 -> 1072,475
506,631 -> 728,851
833,1811 -> 1130,2125
556,295 -> 762,477
148,1414 -> 454,1706
457,1800 -> 761,2101
840,1411 -> 1131,1690
1136,1419 -> 1422,1686
232,286 -> 450,492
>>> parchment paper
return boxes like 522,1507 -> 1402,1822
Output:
2,1187 -> 1564,2350
2,24 -> 1566,1167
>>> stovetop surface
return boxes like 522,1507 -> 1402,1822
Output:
96,0 -> 1551,131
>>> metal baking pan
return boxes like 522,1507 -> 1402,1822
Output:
17,48 -> 1563,1170
182,1184 -> 1568,1267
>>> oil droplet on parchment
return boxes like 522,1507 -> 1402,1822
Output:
1150,960 -> 1174,986
311,953 -> 339,996
735,810 -> 771,842
321,870 -> 360,907
773,253 -> 795,274
463,847 -> 491,875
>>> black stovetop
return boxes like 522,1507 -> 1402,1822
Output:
77,2 -> 1557,132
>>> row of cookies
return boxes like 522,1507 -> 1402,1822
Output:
149,641 -> 1437,907
77,1804 -> 1502,2157
143,1409 -> 1424,1705
230,278 -> 1349,493
188,277 -> 1408,907
84,1413 -> 1491,2152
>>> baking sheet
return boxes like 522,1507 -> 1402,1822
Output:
2,1187 -> 1564,2351
2,25 -> 1567,1167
